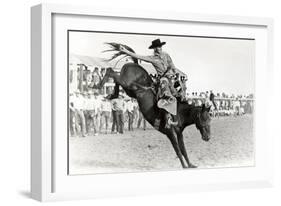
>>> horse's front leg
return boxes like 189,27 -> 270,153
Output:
177,132 -> 197,168
166,129 -> 187,168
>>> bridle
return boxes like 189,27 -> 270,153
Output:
195,112 -> 210,130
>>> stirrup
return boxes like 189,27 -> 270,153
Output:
168,118 -> 178,126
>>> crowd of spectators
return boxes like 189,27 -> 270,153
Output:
69,65 -> 149,137
186,91 -> 254,117
69,65 -> 254,137
69,90 -> 148,137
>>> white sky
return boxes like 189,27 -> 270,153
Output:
69,31 -> 255,95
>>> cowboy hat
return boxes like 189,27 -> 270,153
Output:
148,39 -> 166,49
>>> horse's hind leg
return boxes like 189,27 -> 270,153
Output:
177,132 -> 197,168
166,129 -> 187,168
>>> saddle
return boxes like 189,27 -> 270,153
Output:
150,72 -> 186,116
157,95 -> 177,116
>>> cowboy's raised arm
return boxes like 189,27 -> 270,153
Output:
119,46 -> 155,64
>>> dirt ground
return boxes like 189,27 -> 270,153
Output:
69,115 -> 254,175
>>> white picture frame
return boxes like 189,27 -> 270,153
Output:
31,3 -> 274,202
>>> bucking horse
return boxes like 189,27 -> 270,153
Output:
99,43 -> 212,168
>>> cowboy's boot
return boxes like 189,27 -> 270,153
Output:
154,112 -> 161,130
154,118 -> 160,130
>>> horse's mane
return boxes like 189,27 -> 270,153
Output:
103,42 -> 138,64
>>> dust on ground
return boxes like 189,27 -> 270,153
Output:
69,115 -> 254,175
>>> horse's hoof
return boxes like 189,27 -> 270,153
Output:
188,164 -> 197,168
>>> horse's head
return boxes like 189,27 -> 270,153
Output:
195,104 -> 211,142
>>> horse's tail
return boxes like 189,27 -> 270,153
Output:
103,42 -> 138,64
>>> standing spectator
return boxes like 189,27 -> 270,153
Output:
203,91 -> 211,106
205,91 -> 209,99
90,67 -> 101,94
137,108 -> 147,130
180,75 -> 188,101
125,98 -> 135,131
225,100 -> 230,115
69,67 -> 79,93
111,99 -> 118,134
111,96 -> 125,134
241,100 -> 247,112
92,67 -> 101,86
99,97 -> 111,134
100,67 -> 106,79
73,92 -> 86,137
214,99 -> 221,117
245,100 -> 253,114
85,92 -> 97,135
221,99 -> 225,110
132,99 -> 139,128
77,64 -> 84,92
83,67 -> 91,92
92,92 -> 102,135
82,93 -> 90,135
209,90 -> 217,110
69,93 -> 77,136
100,68 -> 106,94
233,98 -> 241,116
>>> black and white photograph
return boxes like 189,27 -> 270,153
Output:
68,31 -> 255,175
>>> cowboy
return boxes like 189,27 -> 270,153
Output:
119,39 -> 179,128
